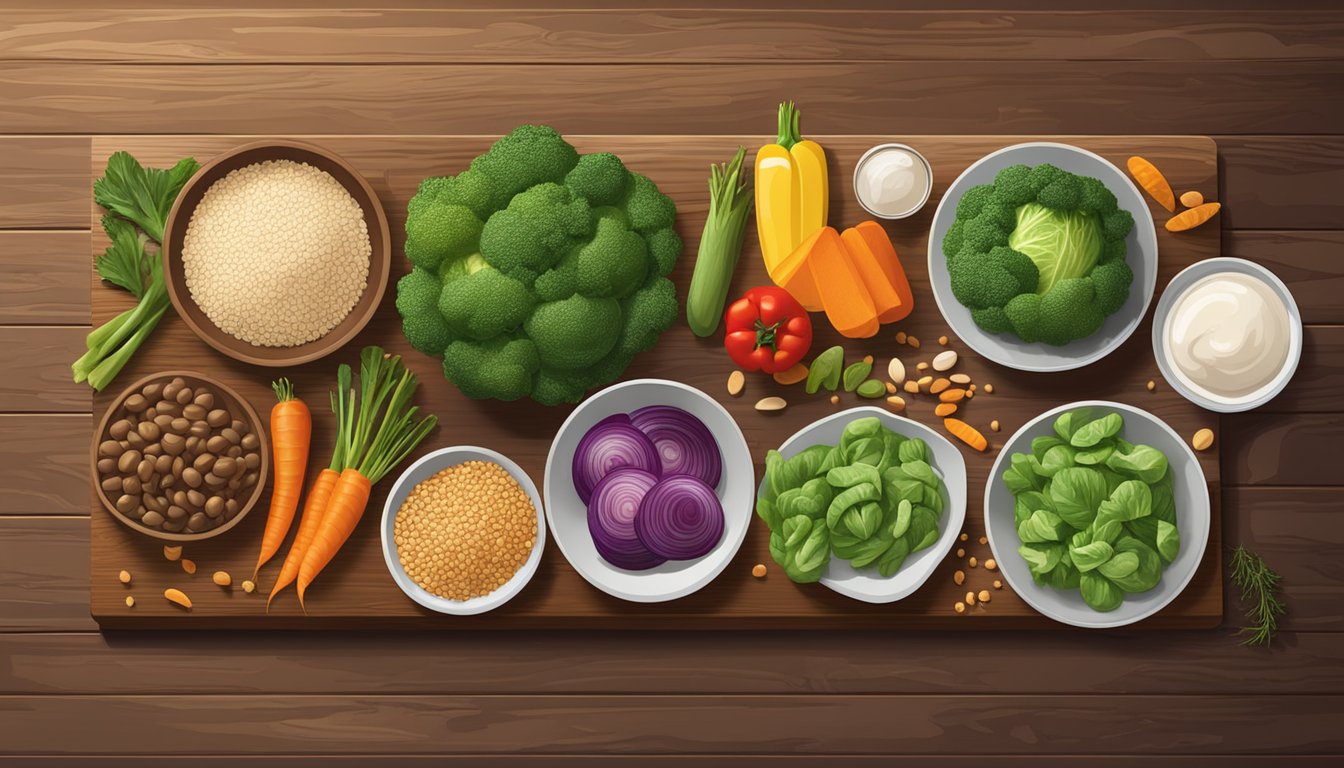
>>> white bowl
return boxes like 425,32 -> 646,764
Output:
927,142 -> 1159,372
544,379 -> 754,603
1151,257 -> 1302,413
984,401 -> 1211,629
759,407 -> 967,604
380,446 -> 546,616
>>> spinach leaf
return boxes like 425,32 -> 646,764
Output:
1040,444 -> 1077,476
1070,412 -> 1123,448
1053,409 -> 1090,442
897,438 -> 928,464
889,499 -> 912,539
1080,570 -> 1125,611
1070,540 -> 1115,572
1017,509 -> 1069,543
826,463 -> 881,490
1003,452 -> 1044,494
1106,444 -> 1170,484
1049,467 -> 1108,529
1031,434 -> 1066,461
1074,443 -> 1115,466
1156,520 -> 1180,563
1097,479 -> 1152,523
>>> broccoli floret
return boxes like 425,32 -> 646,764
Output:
404,200 -> 483,272
442,336 -> 540,402
942,162 -> 1135,346
1091,258 -> 1134,315
437,268 -> 536,341
395,268 -> 452,355
523,294 -> 621,370
396,125 -> 680,403
615,276 -> 678,357
564,152 -> 630,207
470,125 -> 579,200
623,172 -> 677,234
644,227 -> 682,277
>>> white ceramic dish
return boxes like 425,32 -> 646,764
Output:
544,379 -> 754,603
1151,257 -> 1302,413
852,142 -> 934,219
984,401 -> 1211,629
759,407 -> 967,604
927,142 -> 1159,372
381,446 -> 546,616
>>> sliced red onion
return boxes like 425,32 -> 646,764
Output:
572,413 -> 661,505
587,468 -> 666,571
635,475 -> 724,561
629,405 -> 722,489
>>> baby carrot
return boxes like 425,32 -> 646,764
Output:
1127,156 -> 1176,213
1165,202 -> 1221,232
944,418 -> 988,452
252,379 -> 311,581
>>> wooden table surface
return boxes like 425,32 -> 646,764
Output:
2,1 -> 1342,762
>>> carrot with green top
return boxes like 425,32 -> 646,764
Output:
252,378 -> 311,581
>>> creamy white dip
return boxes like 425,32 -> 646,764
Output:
854,147 -> 930,218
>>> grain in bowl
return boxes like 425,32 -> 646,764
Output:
393,460 -> 538,601
181,159 -> 371,347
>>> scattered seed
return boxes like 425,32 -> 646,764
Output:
969,556 -> 978,568
983,383 -> 994,394
1180,190 -> 1205,208
125,596 -> 135,608
956,548 -> 965,558
916,375 -> 933,391
950,373 -> 971,385
938,335 -> 949,346
994,579 -> 1003,589
181,559 -> 197,575
118,569 -> 132,584
907,336 -> 921,349
885,381 -> 897,394
939,388 -> 966,403
930,377 -> 951,395
752,563 -> 767,578
755,396 -> 787,412
934,403 -> 958,417
954,569 -> 965,585
1146,380 -> 1156,392
979,536 -> 988,545
726,370 -> 745,397
978,589 -> 992,603
212,570 -> 232,587
829,394 -> 840,405
1192,428 -> 1215,451
916,361 -> 929,372
863,354 -> 873,365
895,331 -> 907,344
903,380 -> 920,394
985,558 -> 998,571
932,350 -> 958,371
242,579 -> 256,594
965,389 -> 975,399
886,396 -> 906,412
960,533 -> 968,542
990,419 -> 1001,432
887,358 -> 906,385
163,545 -> 182,562
163,588 -> 192,610
968,384 -> 977,393
954,601 -> 966,614
773,363 -> 809,386
966,591 -> 976,606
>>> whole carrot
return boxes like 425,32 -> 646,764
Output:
252,379 -> 311,581
266,467 -> 338,611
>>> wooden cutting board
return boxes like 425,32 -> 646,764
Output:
89,135 -> 1222,629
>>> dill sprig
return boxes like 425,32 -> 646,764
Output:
1230,546 -> 1285,647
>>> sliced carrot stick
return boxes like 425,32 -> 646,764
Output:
1165,202 -> 1221,232
1127,156 -> 1176,213
944,418 -> 988,452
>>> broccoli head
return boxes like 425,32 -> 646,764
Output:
943,162 -> 1135,346
396,126 -> 681,403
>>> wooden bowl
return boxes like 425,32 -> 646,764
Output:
92,370 -> 270,542
162,140 -> 391,367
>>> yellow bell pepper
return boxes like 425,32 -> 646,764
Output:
756,102 -> 828,309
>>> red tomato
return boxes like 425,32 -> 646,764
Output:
723,286 -> 813,374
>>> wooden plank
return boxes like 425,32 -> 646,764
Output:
2,9 -> 1341,63
1218,136 -> 1344,230
3,629 -> 1341,695
0,327 -> 90,412
1252,326 -> 1344,414
0,517 -> 95,631
1,694 -> 1341,756
1224,413 -> 1344,486
0,414 -> 90,516
0,137 -> 89,229
1,62 -> 1339,135
0,231 -> 90,324
86,135 -> 1221,629
0,758 -> 1333,768
1224,231 -> 1344,324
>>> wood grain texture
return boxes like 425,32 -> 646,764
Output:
1,62 -> 1341,135
0,759 -> 1335,768
0,517 -> 95,631
1224,231 -> 1344,323
1218,136 -> 1344,229
0,137 -> 90,229
86,135 -> 1221,629
3,9 -> 1341,63
2,694 -> 1342,756
0,231 -> 91,324
0,414 -> 90,516
0,327 -> 90,412
1224,413 -> 1344,486
4,629 -> 1341,695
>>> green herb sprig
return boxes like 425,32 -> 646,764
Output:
1230,546 -> 1285,647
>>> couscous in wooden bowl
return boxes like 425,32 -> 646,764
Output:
162,140 -> 391,367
